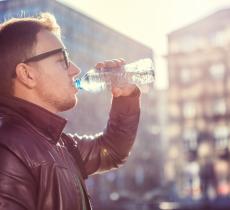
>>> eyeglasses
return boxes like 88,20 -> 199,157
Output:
23,48 -> 70,69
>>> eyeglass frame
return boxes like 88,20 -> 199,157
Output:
22,48 -> 70,69
11,48 -> 70,78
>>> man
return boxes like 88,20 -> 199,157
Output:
0,13 -> 140,210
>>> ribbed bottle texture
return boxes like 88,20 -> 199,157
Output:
75,58 -> 155,92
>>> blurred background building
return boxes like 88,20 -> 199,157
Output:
166,7 -> 230,205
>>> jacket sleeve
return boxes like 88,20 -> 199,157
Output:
0,146 -> 36,210
70,91 -> 140,176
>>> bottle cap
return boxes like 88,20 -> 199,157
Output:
75,79 -> 82,89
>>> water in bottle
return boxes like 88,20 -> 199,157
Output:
75,58 -> 155,92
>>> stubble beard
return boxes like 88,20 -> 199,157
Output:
38,89 -> 77,113
53,94 -> 77,112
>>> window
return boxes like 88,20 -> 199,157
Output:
183,101 -> 196,119
167,124 -> 181,138
209,63 -> 225,80
182,37 -> 199,52
183,129 -> 198,150
212,99 -> 226,115
213,28 -> 230,47
169,103 -> 180,118
214,126 -> 229,149
180,68 -> 192,84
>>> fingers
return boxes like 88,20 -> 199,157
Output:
94,62 -> 104,69
95,58 -> 126,70
110,58 -> 125,67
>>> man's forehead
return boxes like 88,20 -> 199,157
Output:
35,30 -> 64,54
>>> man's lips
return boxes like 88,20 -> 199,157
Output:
70,81 -> 78,93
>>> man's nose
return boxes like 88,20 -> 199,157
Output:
68,62 -> 81,76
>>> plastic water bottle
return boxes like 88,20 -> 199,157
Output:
75,58 -> 155,92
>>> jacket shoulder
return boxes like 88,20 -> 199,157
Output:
0,114 -> 52,168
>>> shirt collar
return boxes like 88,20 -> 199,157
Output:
0,95 -> 67,144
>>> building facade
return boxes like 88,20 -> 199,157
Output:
166,8 -> 230,201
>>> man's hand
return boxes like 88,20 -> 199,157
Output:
95,59 -> 138,97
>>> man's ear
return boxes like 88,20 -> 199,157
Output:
15,63 -> 37,88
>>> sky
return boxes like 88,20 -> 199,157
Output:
59,0 -> 230,88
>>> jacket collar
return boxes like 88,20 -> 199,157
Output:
0,95 -> 67,144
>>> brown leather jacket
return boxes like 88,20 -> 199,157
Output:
0,94 -> 140,210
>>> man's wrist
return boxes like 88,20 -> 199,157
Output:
111,88 -> 140,115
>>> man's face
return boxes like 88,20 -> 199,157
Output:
31,30 -> 80,112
